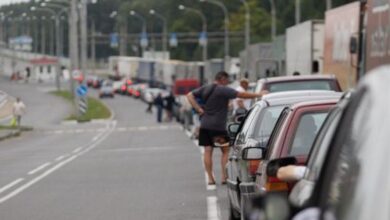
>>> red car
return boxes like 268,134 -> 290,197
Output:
243,99 -> 339,194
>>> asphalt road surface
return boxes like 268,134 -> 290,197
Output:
0,80 -> 230,220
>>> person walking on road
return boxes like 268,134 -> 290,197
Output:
154,93 -> 164,123
12,97 -> 26,127
164,92 -> 176,122
187,71 -> 268,185
145,91 -> 154,113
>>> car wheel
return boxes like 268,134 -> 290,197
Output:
229,201 -> 241,220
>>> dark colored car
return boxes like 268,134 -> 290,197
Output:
226,91 -> 342,220
251,68 -> 390,220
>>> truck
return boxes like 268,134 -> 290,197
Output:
286,20 -> 324,76
323,2 -> 362,91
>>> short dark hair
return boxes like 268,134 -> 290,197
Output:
215,71 -> 229,81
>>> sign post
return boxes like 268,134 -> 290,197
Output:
76,84 -> 88,116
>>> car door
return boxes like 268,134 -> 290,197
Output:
227,105 -> 261,210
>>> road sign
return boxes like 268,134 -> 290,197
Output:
169,33 -> 178,47
110,33 -> 119,48
199,32 -> 207,46
140,32 -> 148,48
79,98 -> 88,115
76,84 -> 88,97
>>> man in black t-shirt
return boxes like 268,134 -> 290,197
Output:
187,71 -> 267,185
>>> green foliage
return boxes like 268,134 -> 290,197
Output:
1,0 -> 357,61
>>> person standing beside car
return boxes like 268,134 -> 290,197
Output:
154,93 -> 164,123
187,71 -> 268,185
233,78 -> 251,119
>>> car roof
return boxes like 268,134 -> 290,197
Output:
254,90 -> 343,107
257,75 -> 337,84
288,99 -> 340,110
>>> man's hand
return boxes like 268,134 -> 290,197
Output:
197,108 -> 205,116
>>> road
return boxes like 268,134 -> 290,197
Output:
0,80 -> 229,220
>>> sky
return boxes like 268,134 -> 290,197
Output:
0,0 -> 28,6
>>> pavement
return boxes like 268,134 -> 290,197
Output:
0,80 -> 230,220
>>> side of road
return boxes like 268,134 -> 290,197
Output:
0,129 -> 21,141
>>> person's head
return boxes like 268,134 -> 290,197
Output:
16,97 -> 20,102
240,78 -> 249,90
215,71 -> 230,86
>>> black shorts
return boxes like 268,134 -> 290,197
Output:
198,128 -> 229,147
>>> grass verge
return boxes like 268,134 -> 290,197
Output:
0,125 -> 33,131
51,91 -> 111,122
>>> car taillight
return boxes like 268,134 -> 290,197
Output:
265,177 -> 289,192
248,160 -> 261,176
121,85 -> 126,91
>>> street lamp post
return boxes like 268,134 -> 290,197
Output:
149,9 -> 167,52
178,5 -> 208,62
326,0 -> 332,10
130,10 -> 147,55
295,0 -> 301,24
269,0 -> 277,40
240,0 -> 251,77
200,0 -> 230,69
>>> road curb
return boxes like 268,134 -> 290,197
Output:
0,130 -> 21,142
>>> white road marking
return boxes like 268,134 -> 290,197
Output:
117,127 -> 127,132
55,155 -> 66,161
207,196 -> 221,220
102,147 -> 176,152
0,121 -> 116,204
54,130 -> 64,134
72,147 -> 82,153
0,179 -> 24,194
28,163 -> 51,175
138,126 -> 148,131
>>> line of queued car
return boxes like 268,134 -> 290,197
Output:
226,70 -> 390,220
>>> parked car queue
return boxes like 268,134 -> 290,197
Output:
224,68 -> 390,220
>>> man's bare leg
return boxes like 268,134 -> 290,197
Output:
204,146 -> 215,184
221,146 -> 230,183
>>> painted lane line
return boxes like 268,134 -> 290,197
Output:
28,163 -> 51,175
72,147 -> 82,153
207,196 -> 221,220
138,126 -> 148,131
117,127 -> 127,132
0,179 -> 24,194
92,135 -> 100,141
0,122 -> 116,204
55,155 -> 67,161
75,129 -> 84,133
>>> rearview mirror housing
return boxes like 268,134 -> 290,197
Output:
266,157 -> 298,177
242,147 -> 265,160
228,123 -> 240,137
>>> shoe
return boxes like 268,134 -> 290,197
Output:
221,181 -> 227,185
208,181 -> 216,185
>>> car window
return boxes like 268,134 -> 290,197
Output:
250,106 -> 285,144
305,108 -> 342,182
289,112 -> 328,156
238,105 -> 261,141
265,107 -> 289,159
268,81 -> 332,93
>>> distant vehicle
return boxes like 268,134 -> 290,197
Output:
112,80 -> 125,93
72,70 -> 84,84
86,76 -> 103,88
172,79 -> 199,96
226,91 -> 342,220
250,67 -> 390,220
286,20 -> 324,76
99,81 -> 115,98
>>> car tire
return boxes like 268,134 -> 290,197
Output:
229,201 -> 241,220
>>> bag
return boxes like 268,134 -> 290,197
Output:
9,117 -> 17,127
193,84 -> 217,114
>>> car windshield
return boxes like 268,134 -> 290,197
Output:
268,80 -> 333,92
250,106 -> 285,144
289,112 -> 328,156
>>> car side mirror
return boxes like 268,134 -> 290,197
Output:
242,147 -> 265,160
250,193 -> 290,220
266,157 -> 298,177
228,123 -> 240,137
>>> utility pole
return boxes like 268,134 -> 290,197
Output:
70,0 -> 79,96
80,0 -> 88,80
326,0 -> 332,10
91,20 -> 96,74
295,0 -> 301,24
41,18 -> 46,54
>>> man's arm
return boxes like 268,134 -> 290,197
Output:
186,92 -> 204,115
237,90 -> 268,99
